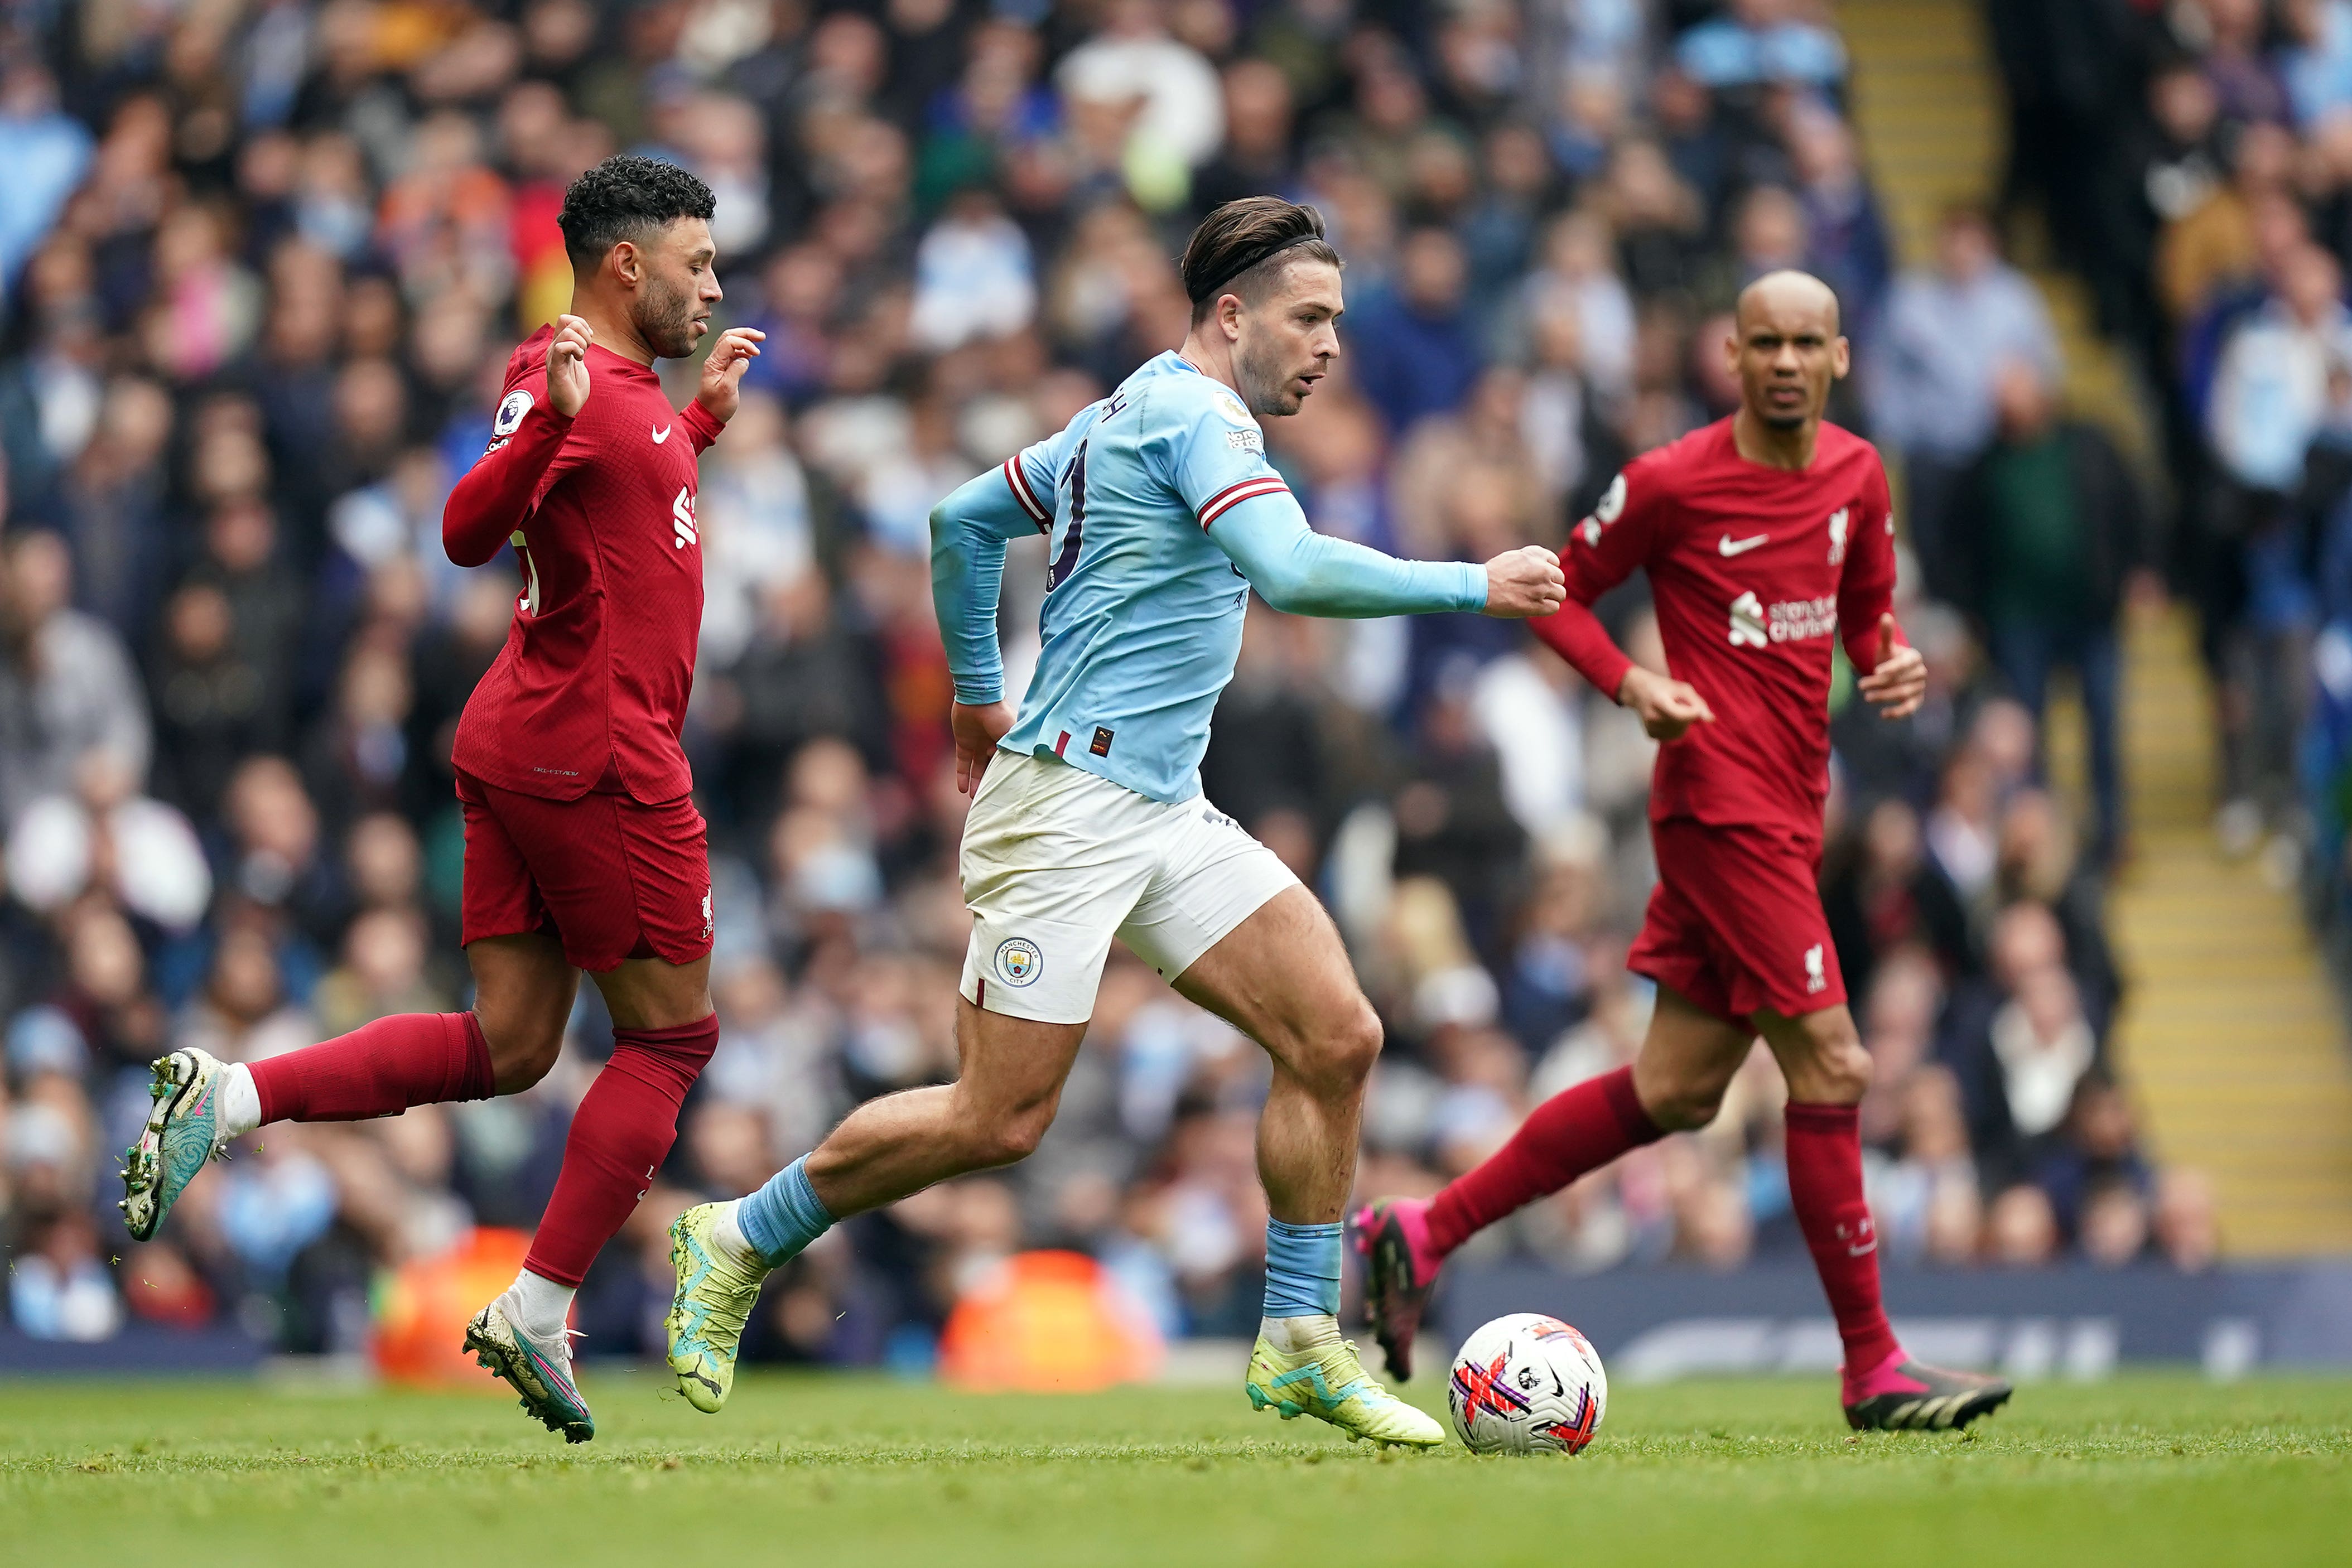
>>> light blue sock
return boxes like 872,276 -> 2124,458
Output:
737,1155 -> 835,1267
1262,1219 -> 1343,1318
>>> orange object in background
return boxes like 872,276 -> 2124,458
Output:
937,1249 -> 1164,1392
373,1227 -> 531,1386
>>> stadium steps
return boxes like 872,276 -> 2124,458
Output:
1839,0 -> 2352,1256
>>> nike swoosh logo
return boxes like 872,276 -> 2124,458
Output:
1719,533 -> 1767,556
651,424 -> 672,444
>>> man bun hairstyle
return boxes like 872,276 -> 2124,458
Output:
1181,196 -> 1341,322
557,154 -> 719,269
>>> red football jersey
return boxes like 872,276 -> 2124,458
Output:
442,325 -> 725,804
1531,417 -> 1901,845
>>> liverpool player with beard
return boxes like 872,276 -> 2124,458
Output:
121,156 -> 764,1442
1357,272 -> 2014,1432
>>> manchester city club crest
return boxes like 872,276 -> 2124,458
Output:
995,937 -> 1043,987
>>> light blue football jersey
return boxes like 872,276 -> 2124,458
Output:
933,351 -> 1484,804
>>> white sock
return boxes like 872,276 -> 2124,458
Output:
712,1200 -> 764,1270
503,1268 -> 576,1343
218,1063 -> 262,1140
1260,1313 -> 1342,1354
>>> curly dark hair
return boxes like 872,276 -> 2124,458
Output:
556,154 -> 718,269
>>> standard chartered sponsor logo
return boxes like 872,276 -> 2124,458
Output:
1728,592 -> 1838,648
1767,596 -> 1838,642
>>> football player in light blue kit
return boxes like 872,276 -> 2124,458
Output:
664,198 -> 1565,1444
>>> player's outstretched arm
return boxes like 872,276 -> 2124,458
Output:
441,316 -> 594,567
1208,493 -> 1562,619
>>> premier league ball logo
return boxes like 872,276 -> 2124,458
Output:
995,937 -> 1043,987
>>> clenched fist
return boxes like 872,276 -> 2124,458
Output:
1480,545 -> 1568,618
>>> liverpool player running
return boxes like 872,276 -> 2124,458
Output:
120,156 -> 764,1442
1357,271 -> 2014,1433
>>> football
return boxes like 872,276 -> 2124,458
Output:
1446,1313 -> 1609,1455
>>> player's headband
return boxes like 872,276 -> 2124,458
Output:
1187,233 -> 1325,304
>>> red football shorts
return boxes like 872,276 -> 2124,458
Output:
1628,817 -> 1844,1026
456,769 -> 713,973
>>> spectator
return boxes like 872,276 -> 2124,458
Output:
1950,360 -> 2151,858
1674,0 -> 1848,93
1519,209 -> 1638,401
2282,0 -> 2352,129
1347,227 -> 1484,435
1867,205 -> 2062,596
1866,1064 -> 1980,1265
0,0 -> 2206,1358
1055,0 -> 1225,201
1943,909 -> 2100,1189
1985,1182 -> 2061,1266
0,60 -> 93,290
2155,1166 -> 2224,1270
6,749 -> 210,932
1786,102 -> 1892,335
2207,243 -> 2352,830
0,529 -> 152,828
2033,1072 -> 2152,1241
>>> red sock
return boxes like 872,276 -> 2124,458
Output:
249,1012 -> 494,1123
1785,1101 -> 1902,1374
1426,1066 -> 1664,1257
523,1015 -> 719,1287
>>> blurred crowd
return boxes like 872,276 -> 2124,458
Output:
1992,0 -> 2352,952
1,0 -> 2215,1363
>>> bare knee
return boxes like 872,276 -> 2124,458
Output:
1643,1075 -> 1731,1132
1791,1025 -> 1872,1105
1288,1000 -> 1382,1098
466,935 -> 576,1094
958,1098 -> 1055,1169
1633,1049 -> 1739,1132
478,1006 -> 565,1093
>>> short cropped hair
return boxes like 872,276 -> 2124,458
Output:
557,155 -> 717,270
1180,197 -> 1342,323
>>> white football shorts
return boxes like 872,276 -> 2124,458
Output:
956,750 -> 1300,1024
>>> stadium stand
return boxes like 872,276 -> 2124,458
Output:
0,0 -> 2231,1362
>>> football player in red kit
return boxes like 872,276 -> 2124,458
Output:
121,155 -> 764,1441
1357,271 -> 2014,1432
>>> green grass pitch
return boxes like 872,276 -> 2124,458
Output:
3,1372 -> 2347,1567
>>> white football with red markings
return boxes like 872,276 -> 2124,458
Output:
1447,1312 -> 1608,1455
